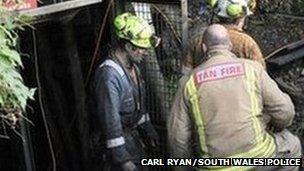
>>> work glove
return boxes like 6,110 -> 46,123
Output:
138,122 -> 159,148
267,120 -> 286,133
121,161 -> 137,171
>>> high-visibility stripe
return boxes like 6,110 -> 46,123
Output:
229,133 -> 275,158
99,59 -> 125,77
186,63 -> 276,171
244,63 -> 275,158
106,136 -> 125,148
244,63 -> 261,144
200,134 -> 275,171
199,130 -> 275,171
186,76 -> 208,156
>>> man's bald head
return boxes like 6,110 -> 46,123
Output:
202,24 -> 232,51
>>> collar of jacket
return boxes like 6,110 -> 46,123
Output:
206,49 -> 236,59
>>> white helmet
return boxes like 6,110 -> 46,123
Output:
212,0 -> 255,19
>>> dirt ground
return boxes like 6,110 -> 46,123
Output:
249,0 -> 304,142
248,0 -> 304,54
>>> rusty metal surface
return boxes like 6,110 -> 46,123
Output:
267,40 -> 304,150
266,39 -> 304,60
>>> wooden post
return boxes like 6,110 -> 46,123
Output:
181,0 -> 188,68
20,119 -> 35,171
181,0 -> 188,48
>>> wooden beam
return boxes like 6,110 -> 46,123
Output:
0,0 -> 103,24
18,0 -> 103,17
181,0 -> 188,48
129,0 -> 180,4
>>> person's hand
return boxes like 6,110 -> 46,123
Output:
147,128 -> 159,148
121,161 -> 137,171
138,121 -> 159,148
266,122 -> 285,133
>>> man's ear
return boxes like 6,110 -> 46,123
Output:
125,42 -> 133,52
228,41 -> 233,51
201,43 -> 207,53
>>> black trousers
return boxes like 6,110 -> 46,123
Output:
91,129 -> 148,171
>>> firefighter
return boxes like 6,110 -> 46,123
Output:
91,12 -> 160,171
182,0 -> 265,74
168,24 -> 301,171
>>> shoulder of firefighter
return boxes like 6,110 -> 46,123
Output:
182,25 -> 265,75
91,58 -> 155,164
168,49 -> 294,168
226,27 -> 266,67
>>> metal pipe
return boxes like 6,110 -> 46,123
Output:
20,119 -> 35,171
268,47 -> 304,67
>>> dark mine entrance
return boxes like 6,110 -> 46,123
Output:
0,0 -> 183,170
1,2 -> 112,170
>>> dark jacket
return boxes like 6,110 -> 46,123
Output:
91,57 -> 155,164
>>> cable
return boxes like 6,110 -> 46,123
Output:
32,29 -> 57,171
151,4 -> 182,45
84,0 -> 114,86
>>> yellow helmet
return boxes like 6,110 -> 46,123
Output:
114,12 -> 160,49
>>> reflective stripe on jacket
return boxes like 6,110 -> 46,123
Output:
168,49 -> 294,171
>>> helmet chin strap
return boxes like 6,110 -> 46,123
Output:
128,53 -> 144,64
